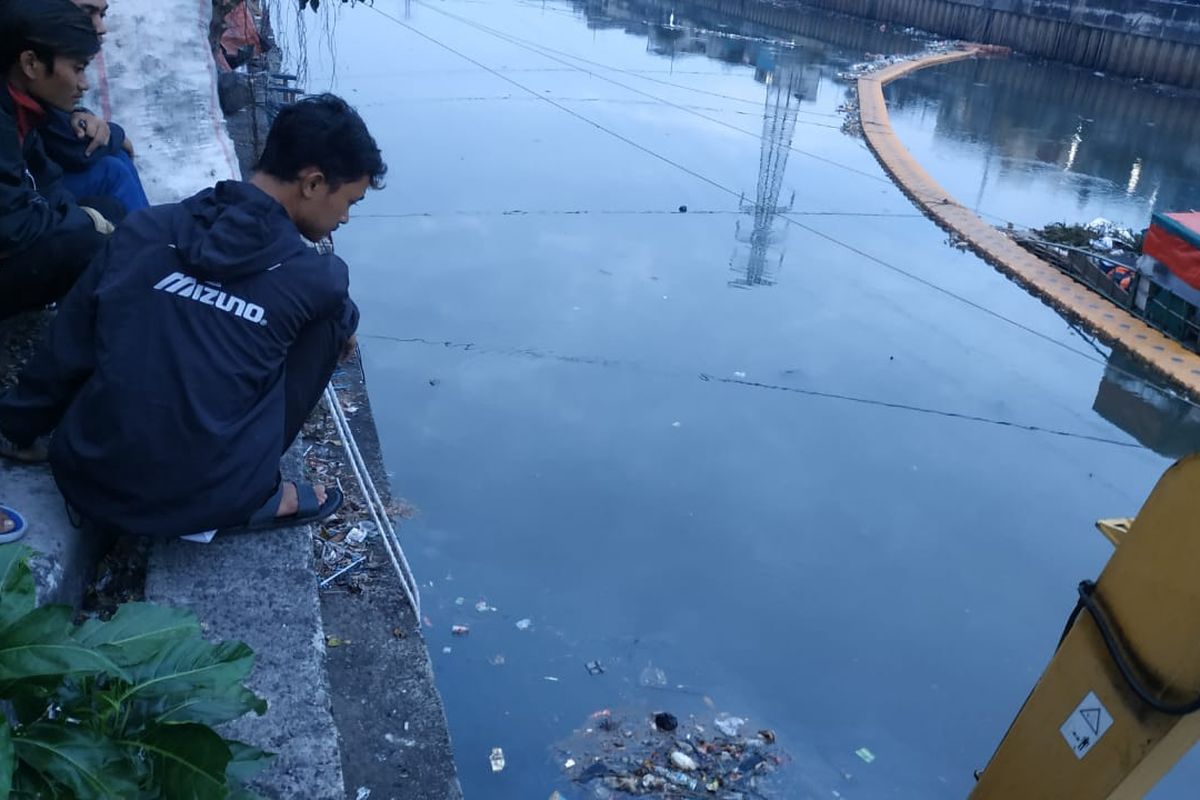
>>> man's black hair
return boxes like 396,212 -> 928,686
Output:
0,0 -> 100,71
254,94 -> 387,190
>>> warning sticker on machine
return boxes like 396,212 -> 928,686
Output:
1059,691 -> 1114,759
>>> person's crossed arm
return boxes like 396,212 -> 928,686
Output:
70,109 -> 133,157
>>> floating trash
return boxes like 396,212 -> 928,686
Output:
451,624 -> 470,636
714,714 -> 746,738
585,660 -> 605,676
639,665 -> 668,688
856,747 -> 876,764
557,708 -> 784,798
515,618 -> 533,631
489,747 -> 506,773
669,751 -> 697,771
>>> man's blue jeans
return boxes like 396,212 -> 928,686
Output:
61,150 -> 150,214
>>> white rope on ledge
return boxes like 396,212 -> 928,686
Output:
323,383 -> 422,626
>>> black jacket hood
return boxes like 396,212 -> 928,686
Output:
176,180 -> 310,281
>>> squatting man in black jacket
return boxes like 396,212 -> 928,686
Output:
0,94 -> 386,539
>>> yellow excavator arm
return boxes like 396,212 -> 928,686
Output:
970,455 -> 1200,798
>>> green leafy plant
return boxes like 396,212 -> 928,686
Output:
0,546 -> 272,798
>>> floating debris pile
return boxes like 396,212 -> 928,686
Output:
1029,219 -> 1142,254
837,41 -> 997,137
557,708 -> 784,798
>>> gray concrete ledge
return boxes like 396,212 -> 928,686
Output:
1,461 -> 108,608
145,501 -> 345,800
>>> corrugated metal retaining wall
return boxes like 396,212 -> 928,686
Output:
685,0 -> 1200,88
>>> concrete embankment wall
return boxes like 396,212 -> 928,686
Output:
685,0 -> 1200,88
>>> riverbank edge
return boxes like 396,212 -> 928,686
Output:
857,45 -> 1200,398
210,68 -> 464,799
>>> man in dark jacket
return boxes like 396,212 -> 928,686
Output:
0,94 -> 385,538
0,0 -> 119,321
40,0 -> 149,214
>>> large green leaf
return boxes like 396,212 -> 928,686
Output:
0,606 -> 127,684
0,719 -> 14,797
225,740 -> 273,785
126,723 -> 231,800
141,683 -> 267,728
75,603 -> 200,667
0,546 -> 34,632
118,638 -> 255,704
13,722 -> 138,799
10,762 -> 59,799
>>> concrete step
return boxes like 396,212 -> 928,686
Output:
317,360 -> 463,800
144,497 -> 345,799
1,461 -> 108,608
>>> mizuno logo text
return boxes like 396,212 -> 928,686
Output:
152,272 -> 267,326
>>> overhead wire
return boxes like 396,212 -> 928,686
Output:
430,5 -> 843,117
355,208 -> 924,219
408,0 -> 1063,235
363,2 -> 1200,407
358,333 -> 1142,449
416,3 -> 872,154
365,6 -> 1097,354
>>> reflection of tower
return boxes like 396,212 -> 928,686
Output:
729,66 -> 800,288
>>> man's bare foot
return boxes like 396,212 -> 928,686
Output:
0,435 -> 48,463
274,482 -> 327,518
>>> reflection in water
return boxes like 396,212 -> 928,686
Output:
728,66 -> 797,288
727,61 -> 821,287
884,56 -> 1200,222
571,1 -> 870,288
1095,352 -> 1200,458
639,18 -> 823,287
572,0 -> 927,66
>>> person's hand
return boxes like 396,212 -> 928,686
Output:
80,206 -> 115,235
340,334 -> 358,363
121,137 -> 135,157
72,111 -> 111,156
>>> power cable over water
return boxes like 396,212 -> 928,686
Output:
358,333 -> 1142,450
426,3 -> 843,118
355,208 -> 924,219
414,2 -> 877,170
363,2 -> 1200,407
366,6 -> 1093,353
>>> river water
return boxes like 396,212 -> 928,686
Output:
300,0 -> 1200,796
